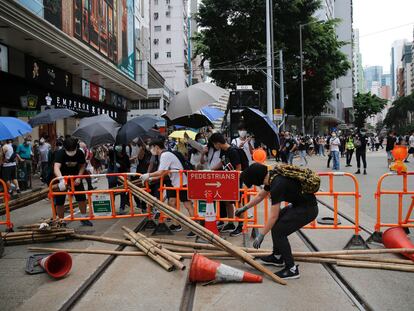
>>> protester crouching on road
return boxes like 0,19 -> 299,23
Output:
140,139 -> 196,238
1,139 -> 21,195
107,145 -> 131,215
238,163 -> 318,280
53,137 -> 93,226
329,132 -> 340,170
354,130 -> 368,175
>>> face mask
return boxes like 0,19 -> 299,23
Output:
114,145 -> 122,153
40,138 -> 45,144
238,130 -> 247,138
197,139 -> 206,144
332,133 -> 336,137
65,150 -> 77,157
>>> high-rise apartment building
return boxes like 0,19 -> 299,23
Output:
150,0 -> 189,92
353,29 -> 365,94
390,39 -> 407,97
364,66 -> 383,92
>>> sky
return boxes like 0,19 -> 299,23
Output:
353,0 -> 414,72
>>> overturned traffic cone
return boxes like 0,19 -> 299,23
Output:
189,253 -> 262,284
204,194 -> 219,235
39,252 -> 72,279
382,227 -> 414,261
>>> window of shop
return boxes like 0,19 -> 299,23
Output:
166,52 -> 171,58
154,26 -> 161,32
166,38 -> 171,44
141,100 -> 160,110
154,52 -> 159,59
166,11 -> 171,17
154,38 -> 159,45
166,25 -> 171,31
154,12 -> 159,20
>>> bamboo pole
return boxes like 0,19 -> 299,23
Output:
134,231 -> 183,262
123,227 -> 185,271
123,232 -> 174,272
292,248 -> 414,257
72,233 -> 134,246
28,247 -> 146,256
336,260 -> 414,272
127,180 -> 287,285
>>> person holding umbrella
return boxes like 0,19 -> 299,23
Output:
53,137 -> 93,226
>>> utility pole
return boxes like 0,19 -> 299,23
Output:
270,0 -> 276,121
187,16 -> 192,85
279,49 -> 285,130
265,0 -> 273,120
299,24 -> 305,135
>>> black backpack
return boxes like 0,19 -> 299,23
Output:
163,150 -> 194,171
230,145 -> 250,170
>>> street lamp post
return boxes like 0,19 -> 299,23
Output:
299,24 -> 305,135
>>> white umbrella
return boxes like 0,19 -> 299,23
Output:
165,83 -> 226,120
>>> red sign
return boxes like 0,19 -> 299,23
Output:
90,82 -> 99,101
187,171 -> 240,201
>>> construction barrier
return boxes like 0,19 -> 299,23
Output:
0,179 -> 13,231
245,172 -> 365,249
153,170 -> 258,235
368,172 -> 414,243
49,173 -> 152,223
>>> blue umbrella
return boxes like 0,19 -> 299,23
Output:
0,117 -> 32,141
200,106 -> 224,121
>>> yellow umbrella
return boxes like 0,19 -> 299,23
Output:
169,130 -> 197,140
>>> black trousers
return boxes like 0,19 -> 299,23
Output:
271,203 -> 318,268
346,149 -> 354,165
356,150 -> 367,169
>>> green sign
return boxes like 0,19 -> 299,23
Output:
198,201 -> 216,217
17,110 -> 39,117
92,194 -> 112,216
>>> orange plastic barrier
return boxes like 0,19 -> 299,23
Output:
49,173 -> 151,222
154,170 -> 257,235
0,179 -> 13,230
368,172 -> 414,243
245,172 -> 365,249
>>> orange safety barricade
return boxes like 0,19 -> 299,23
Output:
153,170 -> 258,235
368,172 -> 414,243
245,172 -> 365,249
0,179 -> 13,231
49,173 -> 151,223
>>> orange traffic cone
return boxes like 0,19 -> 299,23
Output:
382,227 -> 414,261
189,253 -> 262,283
204,194 -> 219,235
39,252 -> 72,279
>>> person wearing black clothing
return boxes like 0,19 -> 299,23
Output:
354,131 -> 368,175
282,132 -> 297,165
237,163 -> 318,280
209,132 -> 243,237
107,145 -> 131,214
53,137 -> 92,226
386,132 -> 396,168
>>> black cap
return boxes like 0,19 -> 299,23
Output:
240,163 -> 268,188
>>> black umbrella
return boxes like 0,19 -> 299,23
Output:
28,108 -> 77,127
242,108 -> 280,150
162,114 -> 213,129
72,114 -> 120,148
116,115 -> 162,144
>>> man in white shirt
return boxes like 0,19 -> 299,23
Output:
408,131 -> 414,160
140,139 -> 195,238
329,131 -> 341,170
231,124 -> 254,165
1,140 -> 21,194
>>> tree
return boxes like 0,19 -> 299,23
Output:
194,0 -> 350,117
383,94 -> 414,133
353,92 -> 387,129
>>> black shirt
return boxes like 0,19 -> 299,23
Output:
355,135 -> 368,151
270,175 -> 317,207
220,147 -> 241,170
283,138 -> 296,152
386,136 -> 396,151
54,149 -> 85,176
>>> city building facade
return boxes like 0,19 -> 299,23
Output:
150,0 -> 189,93
390,39 -> 407,97
364,66 -> 383,92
